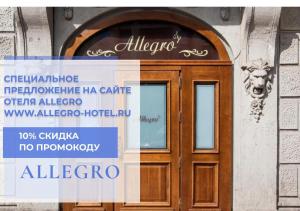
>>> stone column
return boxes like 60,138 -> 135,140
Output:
0,7 -> 57,211
15,7 -> 53,57
234,7 -> 281,211
0,7 -> 17,211
278,7 -> 300,210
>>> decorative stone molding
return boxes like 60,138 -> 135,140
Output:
11,7 -> 57,211
14,7 -> 53,56
241,59 -> 273,122
241,7 -> 281,122
64,7 -> 73,21
14,8 -> 26,56
278,10 -> 300,207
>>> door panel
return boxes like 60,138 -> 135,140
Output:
114,68 -> 180,211
62,203 -> 113,211
181,66 -> 232,211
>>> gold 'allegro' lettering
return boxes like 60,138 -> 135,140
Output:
114,35 -> 176,55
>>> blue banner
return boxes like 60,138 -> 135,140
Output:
3,127 -> 118,158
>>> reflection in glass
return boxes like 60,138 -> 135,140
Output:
140,84 -> 167,149
196,84 -> 215,149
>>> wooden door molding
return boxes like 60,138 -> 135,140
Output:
61,202 -> 113,211
181,65 -> 232,211
114,68 -> 180,211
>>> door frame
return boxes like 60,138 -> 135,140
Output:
180,64 -> 232,211
60,8 -> 232,211
60,61 -> 232,211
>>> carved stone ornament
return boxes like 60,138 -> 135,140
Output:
241,59 -> 273,122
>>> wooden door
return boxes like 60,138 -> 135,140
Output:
62,64 -> 232,211
114,66 -> 180,211
181,65 -> 232,211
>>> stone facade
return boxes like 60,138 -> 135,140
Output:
0,7 -> 56,211
0,7 -> 16,210
0,6 -> 299,211
278,8 -> 300,210
0,7 -> 14,60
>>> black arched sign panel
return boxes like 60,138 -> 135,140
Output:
75,21 -> 219,60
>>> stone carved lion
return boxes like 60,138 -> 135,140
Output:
241,59 -> 273,122
241,59 -> 273,99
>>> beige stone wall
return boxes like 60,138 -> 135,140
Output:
278,7 -> 300,210
0,7 -> 16,210
0,7 -> 14,59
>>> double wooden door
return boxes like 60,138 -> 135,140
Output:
63,64 -> 232,211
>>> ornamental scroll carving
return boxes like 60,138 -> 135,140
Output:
86,31 -> 209,58
241,59 -> 274,122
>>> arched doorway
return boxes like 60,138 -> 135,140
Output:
61,8 -> 232,211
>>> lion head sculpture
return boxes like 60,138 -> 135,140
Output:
241,59 -> 273,99
241,59 -> 274,122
